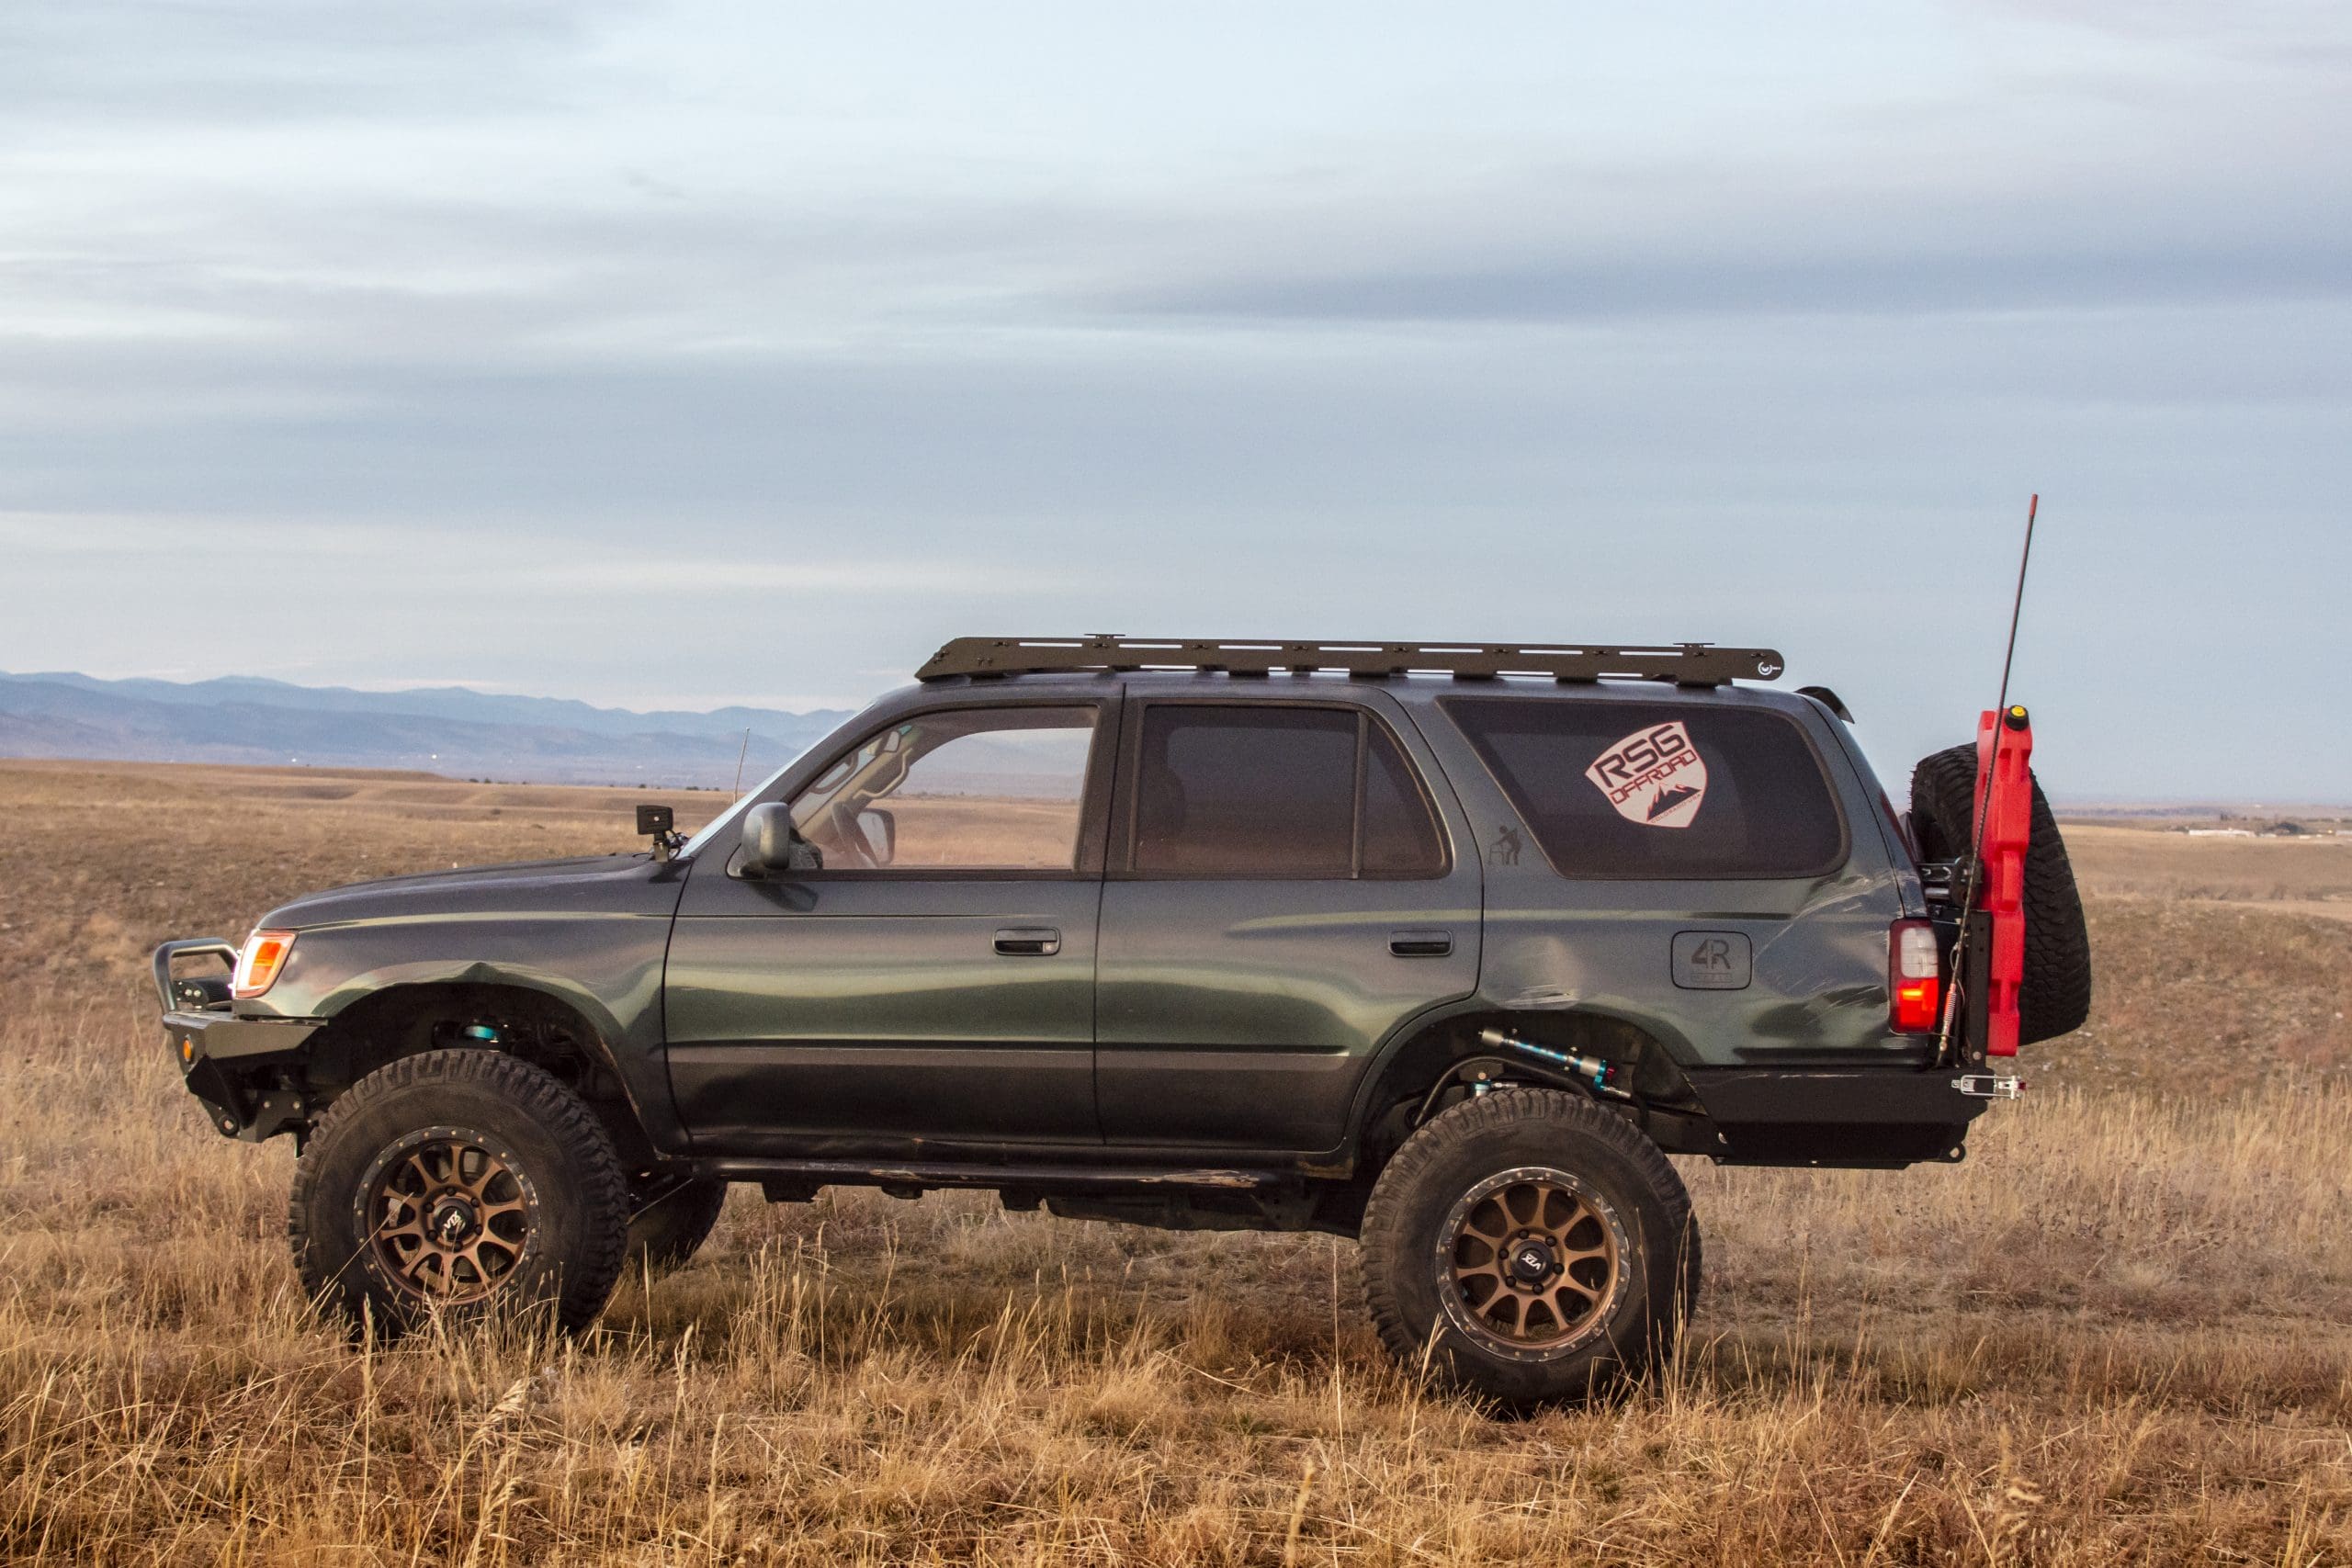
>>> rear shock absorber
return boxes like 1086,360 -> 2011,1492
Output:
1477,1029 -> 1633,1100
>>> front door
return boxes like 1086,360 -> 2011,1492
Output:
1093,694 -> 1482,1152
664,698 -> 1116,1155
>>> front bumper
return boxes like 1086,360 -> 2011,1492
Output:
155,938 -> 318,1141
163,1010 -> 320,1141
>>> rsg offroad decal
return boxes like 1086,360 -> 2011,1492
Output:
1585,720 -> 1708,828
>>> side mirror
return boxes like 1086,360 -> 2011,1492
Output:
856,807 -> 897,867
739,802 -> 822,877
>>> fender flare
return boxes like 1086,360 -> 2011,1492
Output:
1324,996 -> 1708,1168
303,957 -> 684,1150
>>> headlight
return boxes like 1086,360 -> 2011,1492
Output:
232,930 -> 297,999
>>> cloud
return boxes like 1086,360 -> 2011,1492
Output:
2,2 -> 2347,793
531,557 -> 1088,596
0,511 -> 1079,598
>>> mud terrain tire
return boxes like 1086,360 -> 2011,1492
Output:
625,1174 -> 729,1270
288,1049 -> 629,1337
1359,1089 -> 1700,1408
1910,742 -> 2093,1044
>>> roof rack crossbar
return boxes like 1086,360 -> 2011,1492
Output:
917,637 -> 1784,685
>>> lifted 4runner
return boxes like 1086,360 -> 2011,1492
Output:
155,637 -> 2089,1405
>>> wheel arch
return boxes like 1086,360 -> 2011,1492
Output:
296,968 -> 663,1160
1338,1000 -> 1707,1179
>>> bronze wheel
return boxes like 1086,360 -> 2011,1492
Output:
293,1051 -> 628,1337
358,1125 -> 539,1303
1363,1090 -> 1699,1405
1435,1165 -> 1625,1359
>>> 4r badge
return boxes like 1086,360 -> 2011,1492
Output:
1585,720 -> 1708,829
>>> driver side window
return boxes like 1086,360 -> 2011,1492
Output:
787,706 -> 1097,872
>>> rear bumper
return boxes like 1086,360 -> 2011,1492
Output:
1677,1066 -> 1993,1168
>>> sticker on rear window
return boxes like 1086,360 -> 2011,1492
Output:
1585,720 -> 1708,829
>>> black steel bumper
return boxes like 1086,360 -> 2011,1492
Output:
155,939 -> 317,1141
162,1010 -> 319,1140
1679,1066 -> 1996,1168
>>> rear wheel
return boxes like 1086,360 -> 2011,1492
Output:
1911,743 -> 2092,1044
288,1049 -> 629,1336
1359,1089 -> 1699,1407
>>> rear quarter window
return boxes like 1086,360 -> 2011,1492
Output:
1443,698 -> 1847,878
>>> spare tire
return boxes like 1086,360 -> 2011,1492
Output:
1910,743 -> 2092,1045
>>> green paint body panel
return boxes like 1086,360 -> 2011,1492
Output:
171,669 -> 1984,1171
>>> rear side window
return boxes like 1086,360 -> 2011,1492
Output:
1131,705 -> 1446,878
1444,699 -> 1845,878
1361,722 -> 1446,874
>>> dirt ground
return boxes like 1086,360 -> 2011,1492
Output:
3,759 -> 2346,1564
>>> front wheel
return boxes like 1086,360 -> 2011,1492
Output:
1358,1089 -> 1700,1407
288,1050 -> 631,1337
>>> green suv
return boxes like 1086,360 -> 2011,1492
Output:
154,637 -> 2088,1405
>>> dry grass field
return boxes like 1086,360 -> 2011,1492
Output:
3,760 -> 2348,1565
2060,824 -> 2352,926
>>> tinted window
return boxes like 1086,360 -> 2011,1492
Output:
1361,722 -> 1446,875
790,707 -> 1095,871
1445,699 -> 1844,878
1135,706 -> 1355,874
1132,705 -> 1446,877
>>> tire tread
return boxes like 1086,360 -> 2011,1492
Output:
1359,1089 -> 1699,1402
288,1048 -> 631,1334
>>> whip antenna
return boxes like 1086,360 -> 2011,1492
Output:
1990,493 -> 2038,733
731,727 -> 752,803
1938,492 -> 2040,1062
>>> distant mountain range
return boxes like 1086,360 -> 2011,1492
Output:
0,671 -> 853,787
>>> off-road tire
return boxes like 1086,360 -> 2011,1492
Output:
1911,743 -> 2093,1044
625,1173 -> 729,1270
1359,1089 -> 1700,1408
288,1049 -> 630,1337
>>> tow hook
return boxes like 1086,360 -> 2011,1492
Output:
1951,1073 -> 2024,1100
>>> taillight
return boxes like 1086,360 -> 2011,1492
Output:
232,930 -> 297,999
1888,919 -> 1940,1033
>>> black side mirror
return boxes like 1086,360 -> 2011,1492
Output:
740,802 -> 823,877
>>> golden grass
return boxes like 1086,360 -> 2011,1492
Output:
4,761 -> 2349,1563
2060,824 -> 2352,912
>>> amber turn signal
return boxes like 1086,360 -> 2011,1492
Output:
232,930 -> 297,999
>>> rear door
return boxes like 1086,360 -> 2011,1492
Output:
664,696 -> 1116,1153
1092,690 -> 1481,1152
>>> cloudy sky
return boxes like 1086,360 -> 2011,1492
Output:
5,1 -> 2346,797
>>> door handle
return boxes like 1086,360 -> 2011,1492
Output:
994,927 -> 1062,957
1389,930 -> 1453,957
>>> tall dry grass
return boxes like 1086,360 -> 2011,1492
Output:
3,761 -> 2349,1563
7,993 -> 2348,1563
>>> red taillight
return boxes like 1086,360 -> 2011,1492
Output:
232,930 -> 296,999
1889,919 -> 1940,1033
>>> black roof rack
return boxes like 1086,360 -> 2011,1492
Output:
916,637 -> 1784,686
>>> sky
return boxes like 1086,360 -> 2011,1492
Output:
4,1 -> 2347,799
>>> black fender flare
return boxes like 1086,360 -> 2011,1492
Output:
301,959 -> 685,1152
